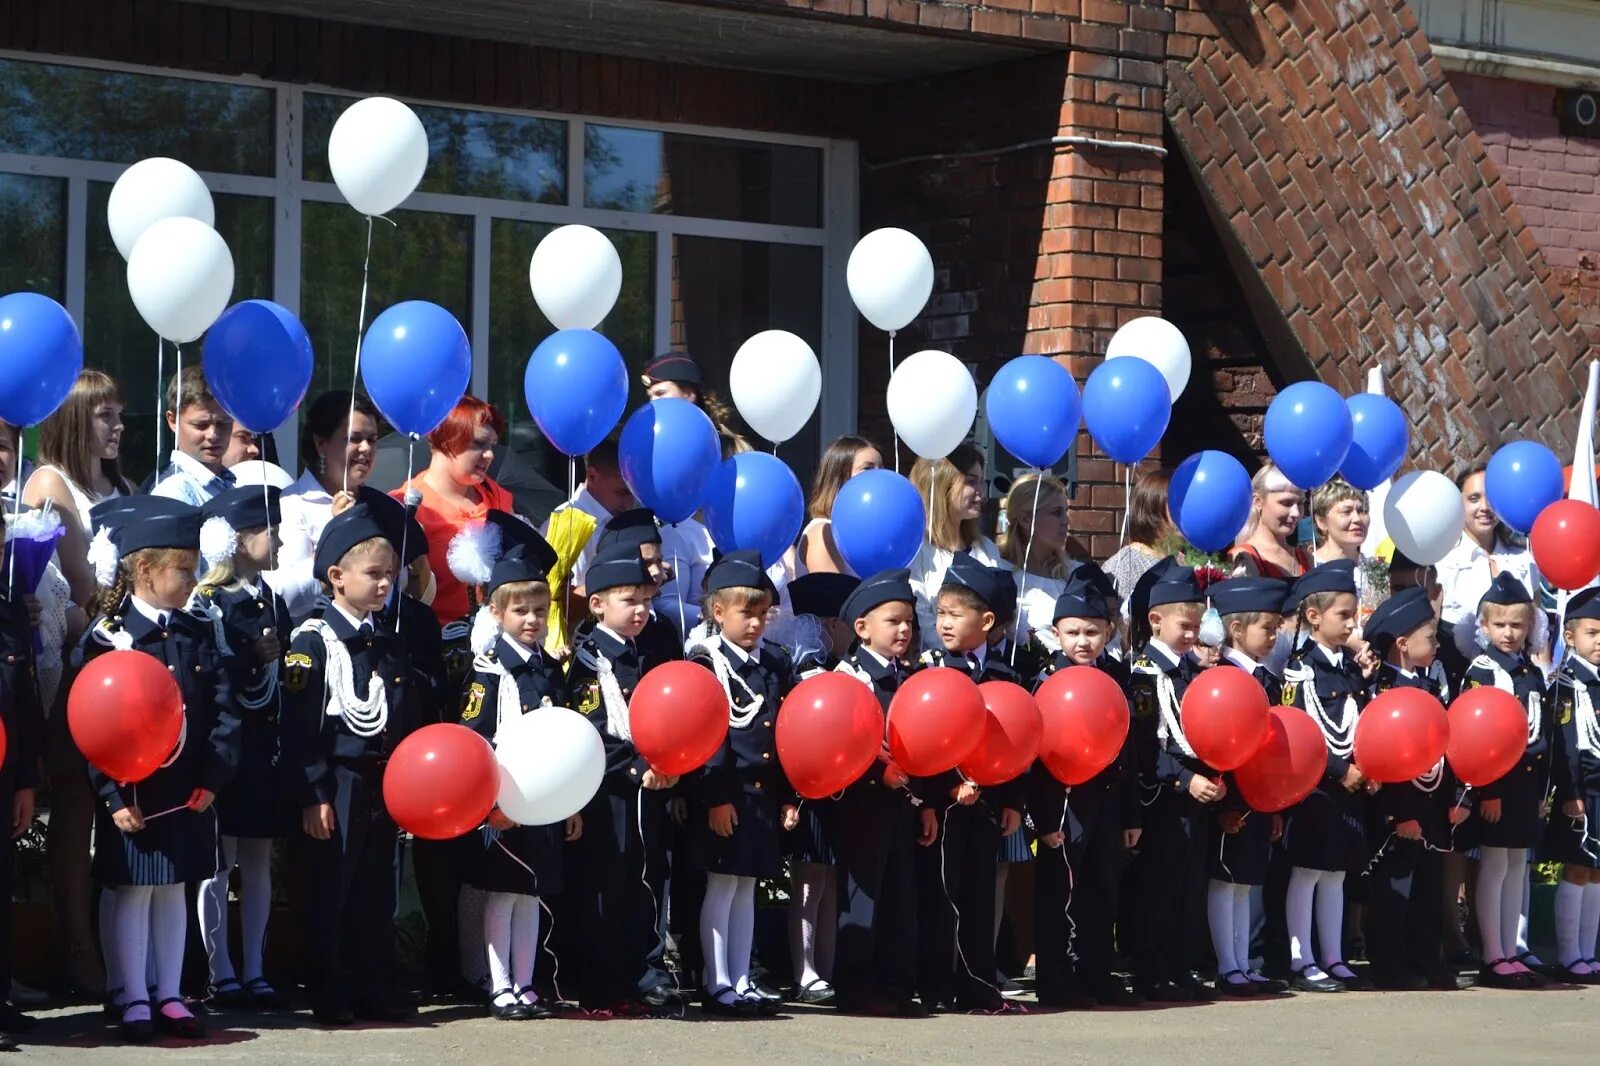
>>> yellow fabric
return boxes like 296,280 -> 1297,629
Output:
543,506 -> 597,654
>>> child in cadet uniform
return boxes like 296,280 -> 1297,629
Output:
915,553 -> 1025,1012
1464,572 -> 1553,988
1127,559 -> 1222,1003
1029,563 -> 1142,1009
281,504 -> 422,1025
81,496 -> 240,1042
1362,586 -> 1469,991
566,543 -> 683,1013
192,485 -> 293,1011
1208,576 -> 1292,997
779,572 -> 860,1006
1280,560 -> 1373,992
594,509 -> 689,662
683,550 -> 793,1016
458,519 -> 580,1019
0,514 -> 44,1050
984,571 -> 1037,995
832,570 -> 939,1016
1549,587 -> 1600,984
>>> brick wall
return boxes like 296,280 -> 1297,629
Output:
1450,71 -> 1600,352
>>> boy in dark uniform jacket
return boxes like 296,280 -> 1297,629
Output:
1361,587 -> 1468,991
914,553 -> 1024,1012
459,524 -> 578,1019
1462,572 -> 1552,988
1127,559 -> 1222,1003
281,504 -> 423,1025
566,545 -> 682,1013
832,570 -> 939,1016
1549,587 -> 1600,984
1029,566 -> 1142,1008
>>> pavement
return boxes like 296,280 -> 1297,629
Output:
14,984 -> 1600,1064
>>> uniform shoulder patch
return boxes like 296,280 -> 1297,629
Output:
462,682 -> 487,721
1131,687 -> 1155,720
1559,698 -> 1574,727
1281,682 -> 1298,707
577,680 -> 601,715
283,651 -> 314,694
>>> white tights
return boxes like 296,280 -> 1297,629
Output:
1476,847 -> 1528,965
787,863 -> 836,987
1286,867 -> 1346,978
483,891 -> 541,1005
701,873 -> 756,1004
198,836 -> 274,985
113,885 -> 189,1021
1207,880 -> 1252,979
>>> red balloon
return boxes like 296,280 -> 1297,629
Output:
1531,499 -> 1600,590
887,667 -> 986,776
1035,666 -> 1130,786
959,681 -> 1044,787
383,723 -> 499,840
1235,708 -> 1328,812
1179,666 -> 1271,771
67,650 -> 183,783
1446,686 -> 1529,786
1354,687 -> 1449,783
629,661 -> 729,776
776,673 -> 883,799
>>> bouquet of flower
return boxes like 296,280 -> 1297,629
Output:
3,504 -> 65,653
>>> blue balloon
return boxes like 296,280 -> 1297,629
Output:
985,355 -> 1082,469
0,292 -> 82,427
201,300 -> 314,433
525,329 -> 628,457
1263,381 -> 1353,489
703,453 -> 805,567
618,398 -> 721,524
1170,450 -> 1253,553
1485,439 -> 1563,535
831,469 -> 927,576
360,301 -> 472,437
1340,393 -> 1408,490
1082,357 -> 1170,464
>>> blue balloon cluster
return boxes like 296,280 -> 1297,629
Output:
525,329 -> 628,457
831,469 -> 926,576
618,398 -> 721,525
202,300 -> 314,433
985,355 -> 1081,469
1264,381 -> 1352,489
1340,393 -> 1408,490
703,453 -> 805,568
1083,357 -> 1170,464
361,301 -> 472,437
1485,440 -> 1563,534
0,292 -> 82,427
1170,450 -> 1253,553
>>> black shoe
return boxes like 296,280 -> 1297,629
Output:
700,987 -> 756,1017
153,998 -> 205,1040
489,991 -> 533,1021
1424,968 -> 1468,991
353,995 -> 415,1022
1244,972 -> 1290,995
1136,981 -> 1190,1003
791,979 -> 836,1005
1325,962 -> 1373,991
1370,968 -> 1427,991
1036,988 -> 1098,1010
207,978 -> 249,1009
641,983 -> 685,1010
313,998 -> 356,1026
1088,980 -> 1144,1006
522,999 -> 554,1019
833,995 -> 894,1016
746,981 -> 783,1003
1178,972 -> 1218,1001
1216,971 -> 1257,997
895,997 -> 929,1018
1290,968 -> 1345,993
996,978 -> 1027,999
0,1006 -> 36,1033
240,977 -> 289,1011
0,1033 -> 14,1052
1478,960 -> 1538,989
118,1000 -> 155,1044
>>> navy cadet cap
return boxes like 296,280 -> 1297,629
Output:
201,484 -> 281,532
586,543 -> 653,596
1068,560 -> 1117,605
642,352 -> 703,387
1566,586 -> 1600,623
1364,587 -> 1435,648
598,508 -> 663,553
841,568 -> 914,624
312,503 -> 389,578
1054,573 -> 1115,623
1209,575 -> 1289,618
1145,562 -> 1202,610
941,551 -> 1009,614
486,512 -> 559,595
1285,559 -> 1358,614
91,495 -> 202,554
788,572 -> 859,620
1478,570 -> 1534,610
356,486 -> 429,566
705,549 -> 774,595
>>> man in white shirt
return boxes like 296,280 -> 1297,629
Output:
543,439 -> 635,625
150,367 -> 236,506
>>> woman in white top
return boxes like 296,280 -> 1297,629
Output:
908,442 -> 1006,651
1435,465 -> 1547,663
1000,472 -> 1074,653
795,435 -> 883,578
270,390 -> 380,621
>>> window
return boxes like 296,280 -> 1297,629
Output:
0,174 -> 64,299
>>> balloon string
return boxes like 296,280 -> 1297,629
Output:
6,480 -> 21,595
937,800 -> 1009,1010
1119,466 -> 1131,548
345,214 -> 375,495
169,344 -> 182,488
637,789 -> 682,1010
1058,793 -> 1079,965
394,434 -> 417,637
1010,472 -> 1042,668
153,335 -> 164,489
492,838 -> 568,1006
671,533 -> 685,640
889,329 -> 899,476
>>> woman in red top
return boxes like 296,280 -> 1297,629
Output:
392,395 -> 517,626
1229,463 -> 1312,580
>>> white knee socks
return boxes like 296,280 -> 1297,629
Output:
199,836 -> 276,986
1557,881 -> 1584,966
729,878 -> 757,998
789,863 -> 836,987
816,868 -> 837,980
1287,867 -> 1344,978
113,887 -> 152,1021
1477,846 -> 1527,963
1315,871 -> 1347,971
150,884 -> 187,1010
483,891 -> 541,1003
701,873 -> 738,1003
1208,880 -> 1249,977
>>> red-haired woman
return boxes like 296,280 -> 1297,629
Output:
392,395 -> 516,627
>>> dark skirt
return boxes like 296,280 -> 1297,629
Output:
1476,754 -> 1548,850
786,798 -> 835,866
215,736 -> 291,839
1285,782 -> 1366,873
689,783 -> 783,878
1544,789 -> 1600,869
999,820 -> 1033,864
468,823 -> 565,896
1210,810 -> 1272,885
94,804 -> 220,886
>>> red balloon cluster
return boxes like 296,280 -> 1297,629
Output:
68,650 -> 183,783
1446,686 -> 1529,786
1034,666 -> 1130,786
888,668 -> 987,776
776,673 -> 884,798
1234,708 -> 1327,812
629,661 -> 730,776
383,723 -> 499,840
1180,667 -> 1270,771
1354,687 -> 1449,783
959,682 -> 1044,787
1531,499 -> 1600,590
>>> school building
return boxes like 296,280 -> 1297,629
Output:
0,0 -> 1596,557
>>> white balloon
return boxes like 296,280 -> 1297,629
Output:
1105,316 -> 1192,402
126,217 -> 234,344
847,227 -> 934,332
107,157 -> 215,261
328,96 -> 429,217
228,460 -> 295,490
1383,470 -> 1464,566
494,706 -> 605,826
528,224 -> 623,330
728,330 -> 821,444
887,350 -> 977,460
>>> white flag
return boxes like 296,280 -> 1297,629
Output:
1569,360 -> 1598,507
1362,367 -> 1391,556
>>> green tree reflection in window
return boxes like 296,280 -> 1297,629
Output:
0,175 -> 65,300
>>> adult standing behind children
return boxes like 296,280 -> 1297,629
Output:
908,442 -> 1005,652
1436,466 -> 1547,668
795,436 -> 883,577
1230,464 -> 1311,580
148,367 -> 237,505
640,353 -> 751,460
999,472 -> 1075,654
1102,468 -> 1176,604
